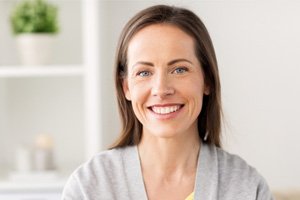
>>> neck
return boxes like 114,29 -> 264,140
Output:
138,130 -> 201,178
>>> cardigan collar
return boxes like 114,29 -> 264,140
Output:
194,142 -> 219,200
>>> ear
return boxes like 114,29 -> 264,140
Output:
122,79 -> 131,101
204,84 -> 210,95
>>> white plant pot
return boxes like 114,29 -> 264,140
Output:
16,34 -> 56,66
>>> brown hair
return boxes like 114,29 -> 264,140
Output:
111,5 -> 222,148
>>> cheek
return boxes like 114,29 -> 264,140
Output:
128,82 -> 149,105
182,80 -> 206,110
129,84 -> 150,122
182,78 -> 205,97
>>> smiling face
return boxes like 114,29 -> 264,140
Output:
123,24 -> 209,139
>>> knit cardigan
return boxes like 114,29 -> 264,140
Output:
62,143 -> 274,200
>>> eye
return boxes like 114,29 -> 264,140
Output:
137,71 -> 151,77
173,67 -> 188,74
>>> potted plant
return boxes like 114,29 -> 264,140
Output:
10,0 -> 59,66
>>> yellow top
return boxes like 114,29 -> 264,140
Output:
185,192 -> 194,200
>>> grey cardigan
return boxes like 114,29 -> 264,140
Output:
62,143 -> 274,200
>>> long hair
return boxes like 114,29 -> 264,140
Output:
111,5 -> 222,148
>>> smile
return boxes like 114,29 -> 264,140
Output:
149,104 -> 183,115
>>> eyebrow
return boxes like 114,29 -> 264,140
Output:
132,58 -> 193,68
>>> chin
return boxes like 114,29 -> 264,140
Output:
145,127 -> 182,139
154,133 -> 178,139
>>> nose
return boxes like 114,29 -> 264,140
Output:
151,72 -> 175,98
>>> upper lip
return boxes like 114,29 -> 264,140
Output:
147,103 -> 184,108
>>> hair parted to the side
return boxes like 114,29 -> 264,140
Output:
111,5 -> 222,148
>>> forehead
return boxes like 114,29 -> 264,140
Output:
127,24 -> 196,62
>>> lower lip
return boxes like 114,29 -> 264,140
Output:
148,106 -> 184,120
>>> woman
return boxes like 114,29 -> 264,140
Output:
62,5 -> 274,200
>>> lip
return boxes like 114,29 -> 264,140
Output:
147,103 -> 184,107
147,103 -> 184,108
147,103 -> 184,120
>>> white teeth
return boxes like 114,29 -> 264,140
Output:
152,105 -> 181,114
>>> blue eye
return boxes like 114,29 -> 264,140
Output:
174,67 -> 188,74
138,71 -> 151,77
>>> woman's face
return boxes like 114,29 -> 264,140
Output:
123,24 -> 209,139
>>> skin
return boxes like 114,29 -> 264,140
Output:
123,24 -> 209,200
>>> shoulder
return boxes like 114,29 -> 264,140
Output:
213,145 -> 263,184
62,146 -> 135,199
72,145 -> 134,181
82,147 -> 125,168
214,146 -> 258,178
215,147 -> 272,200
211,145 -> 273,199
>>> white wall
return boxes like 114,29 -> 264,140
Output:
98,0 -> 300,190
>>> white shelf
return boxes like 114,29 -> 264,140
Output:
0,65 -> 84,78
0,180 -> 66,192
0,171 -> 66,192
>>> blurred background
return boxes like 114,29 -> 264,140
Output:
0,0 -> 299,199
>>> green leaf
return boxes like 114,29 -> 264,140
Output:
10,0 -> 59,34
